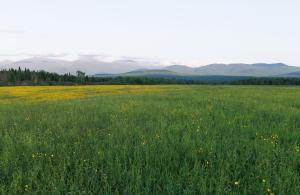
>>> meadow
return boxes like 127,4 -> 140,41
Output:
0,85 -> 299,194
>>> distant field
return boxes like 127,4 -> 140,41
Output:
0,85 -> 300,194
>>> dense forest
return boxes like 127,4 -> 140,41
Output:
1,67 -> 300,85
231,77 -> 300,85
0,68 -> 88,85
0,68 -> 193,85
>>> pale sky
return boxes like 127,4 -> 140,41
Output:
0,0 -> 299,66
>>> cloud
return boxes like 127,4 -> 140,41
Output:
78,53 -> 110,60
0,52 -> 69,58
120,56 -> 161,63
0,53 -> 70,61
79,54 -> 108,58
28,53 -> 69,58
0,54 -> 21,57
0,29 -> 26,34
120,56 -> 160,62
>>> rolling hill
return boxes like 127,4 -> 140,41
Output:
96,69 -> 252,83
162,63 -> 300,76
0,57 -> 157,75
94,63 -> 300,79
1,58 -> 300,77
277,71 -> 300,77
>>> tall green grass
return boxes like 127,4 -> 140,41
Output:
0,86 -> 299,194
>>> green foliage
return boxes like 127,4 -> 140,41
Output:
0,67 -> 78,85
232,77 -> 300,85
0,86 -> 300,194
2,67 -> 300,85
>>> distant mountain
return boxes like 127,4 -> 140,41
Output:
252,63 -> 287,68
163,63 -> 300,77
162,65 -> 195,74
72,58 -> 147,74
121,69 -> 184,77
0,57 -> 155,75
98,69 -> 252,83
2,57 -> 73,73
277,71 -> 300,77
1,58 -> 299,77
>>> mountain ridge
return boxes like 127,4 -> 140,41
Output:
162,63 -> 300,77
1,58 -> 300,77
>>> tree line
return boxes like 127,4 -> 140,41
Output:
0,68 -> 88,85
0,68 -> 186,85
1,67 -> 300,85
231,77 -> 300,85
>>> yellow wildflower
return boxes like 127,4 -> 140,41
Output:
234,181 -> 240,186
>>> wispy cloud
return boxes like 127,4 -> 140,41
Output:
77,53 -> 116,62
120,56 -> 160,62
0,53 -> 69,59
78,53 -> 109,60
79,54 -> 108,58
0,29 -> 26,34
0,54 -> 21,57
119,56 -> 162,66
28,53 -> 69,58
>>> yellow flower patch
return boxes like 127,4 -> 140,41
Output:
0,85 -> 181,104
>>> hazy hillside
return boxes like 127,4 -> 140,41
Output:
0,57 -> 155,75
163,63 -> 300,76
1,58 -> 300,77
121,69 -> 182,76
101,69 -> 252,83
0,58 -> 73,73
162,65 -> 196,74
277,71 -> 300,77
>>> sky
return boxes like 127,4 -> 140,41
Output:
0,0 -> 299,66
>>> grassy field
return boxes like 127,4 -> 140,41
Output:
0,85 -> 300,194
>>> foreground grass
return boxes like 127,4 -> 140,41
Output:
0,85 -> 300,194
